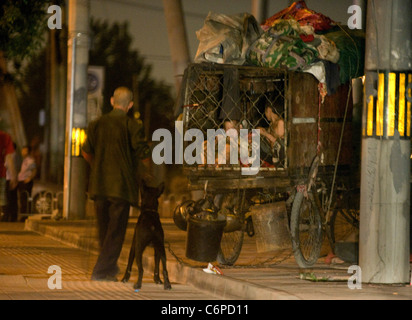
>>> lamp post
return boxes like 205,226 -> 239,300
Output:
63,0 -> 90,219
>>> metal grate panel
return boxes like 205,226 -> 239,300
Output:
180,63 -> 288,173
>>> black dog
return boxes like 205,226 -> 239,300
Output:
121,182 -> 172,290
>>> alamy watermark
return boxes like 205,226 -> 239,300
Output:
47,5 -> 62,30
47,265 -> 62,290
151,121 -> 261,176
46,264 -> 362,290
348,265 -> 362,290
347,5 -> 362,30
47,4 -> 363,30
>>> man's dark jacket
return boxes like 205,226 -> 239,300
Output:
82,108 -> 150,206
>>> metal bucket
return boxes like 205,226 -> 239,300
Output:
185,215 -> 226,262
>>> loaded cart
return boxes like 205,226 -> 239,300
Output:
171,2 -> 363,269
173,62 -> 359,268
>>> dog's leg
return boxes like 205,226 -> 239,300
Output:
121,226 -> 137,283
154,224 -> 171,290
134,243 -> 144,290
153,249 -> 163,284
159,245 -> 172,290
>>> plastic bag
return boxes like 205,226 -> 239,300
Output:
194,12 -> 262,65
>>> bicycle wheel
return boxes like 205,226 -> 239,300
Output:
215,192 -> 245,266
217,230 -> 244,265
330,187 -> 359,244
290,190 -> 323,268
330,208 -> 359,243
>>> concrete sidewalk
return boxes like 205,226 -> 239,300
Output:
24,215 -> 412,300
0,222 -> 219,300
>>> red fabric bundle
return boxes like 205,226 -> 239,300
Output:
262,1 -> 335,32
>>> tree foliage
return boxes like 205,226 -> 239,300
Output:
0,0 -> 58,61
16,18 -> 175,142
89,19 -> 175,133
15,49 -> 47,144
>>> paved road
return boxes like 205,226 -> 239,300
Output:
0,222 -> 218,300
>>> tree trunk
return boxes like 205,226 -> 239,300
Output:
0,51 -> 27,148
162,0 -> 190,94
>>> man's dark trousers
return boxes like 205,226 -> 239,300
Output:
92,196 -> 130,279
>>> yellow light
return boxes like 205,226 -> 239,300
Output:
71,128 -> 87,156
80,129 -> 86,144
367,95 -> 374,136
72,128 -> 76,156
408,74 -> 411,137
388,73 -> 396,137
77,128 -> 81,157
398,73 -> 406,136
376,73 -> 385,136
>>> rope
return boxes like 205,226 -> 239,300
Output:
317,83 -> 325,154
325,83 -> 353,220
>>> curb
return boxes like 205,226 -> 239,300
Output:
25,216 -> 300,300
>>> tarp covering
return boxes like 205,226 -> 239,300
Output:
194,12 -> 262,65
323,27 -> 365,84
247,19 -> 339,71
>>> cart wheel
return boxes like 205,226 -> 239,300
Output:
290,190 -> 323,268
217,229 -> 244,266
215,192 -> 246,266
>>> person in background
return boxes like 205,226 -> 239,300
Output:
17,146 -> 37,214
0,131 -> 17,221
3,142 -> 20,222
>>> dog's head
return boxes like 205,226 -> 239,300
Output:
140,181 -> 165,211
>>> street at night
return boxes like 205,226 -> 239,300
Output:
0,209 -> 410,301
0,0 -> 411,305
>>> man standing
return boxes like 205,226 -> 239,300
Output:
82,87 -> 150,281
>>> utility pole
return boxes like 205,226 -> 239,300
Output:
359,0 -> 411,283
251,0 -> 267,24
162,0 -> 190,93
63,0 -> 90,219
48,7 -> 67,184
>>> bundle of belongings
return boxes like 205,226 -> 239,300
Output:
190,1 -> 364,169
194,1 -> 365,96
194,11 -> 262,65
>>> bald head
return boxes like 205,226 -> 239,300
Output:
111,87 -> 133,111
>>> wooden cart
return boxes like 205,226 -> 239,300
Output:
177,63 -> 358,268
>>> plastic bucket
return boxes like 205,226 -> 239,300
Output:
251,201 -> 290,253
185,216 -> 226,262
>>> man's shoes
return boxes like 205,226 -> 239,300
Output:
91,274 -> 118,282
91,265 -> 120,282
